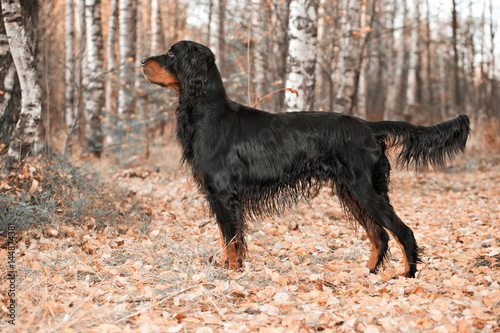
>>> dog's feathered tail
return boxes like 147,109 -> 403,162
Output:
369,114 -> 470,170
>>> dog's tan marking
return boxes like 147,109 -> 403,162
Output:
219,228 -> 228,261
218,228 -> 241,270
366,239 -> 380,273
388,231 -> 410,276
142,60 -> 180,93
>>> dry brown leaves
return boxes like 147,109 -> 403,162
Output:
1,151 -> 499,332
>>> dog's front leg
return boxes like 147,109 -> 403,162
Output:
205,187 -> 245,270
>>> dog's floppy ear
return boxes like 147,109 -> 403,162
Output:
181,46 -> 214,100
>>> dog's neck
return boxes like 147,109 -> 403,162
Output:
179,71 -> 229,111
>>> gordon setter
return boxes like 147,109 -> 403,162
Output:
141,40 -> 470,278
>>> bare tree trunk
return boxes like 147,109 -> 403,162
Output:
488,0 -> 496,118
105,0 -> 118,116
270,0 -> 290,112
84,0 -> 104,157
403,0 -> 419,121
438,52 -> 448,121
207,0 -> 213,46
135,0 -> 146,121
251,0 -> 271,108
2,0 -> 42,170
334,0 -> 350,114
209,0 -> 226,73
65,0 -> 75,129
151,0 -> 161,54
372,0 -> 390,119
0,64 -> 16,122
75,0 -> 86,140
356,0 -> 367,119
0,9 -> 21,146
477,4 -> 487,123
334,0 -> 359,115
117,0 -> 136,120
463,0 -> 476,119
424,0 -> 435,121
315,0 -> 326,108
284,0 -> 318,112
384,0 -> 406,120
451,0 -> 461,114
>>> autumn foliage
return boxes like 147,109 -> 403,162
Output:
1,146 -> 499,331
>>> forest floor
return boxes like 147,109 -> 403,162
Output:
1,144 -> 499,332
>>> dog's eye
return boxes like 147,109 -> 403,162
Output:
167,51 -> 174,58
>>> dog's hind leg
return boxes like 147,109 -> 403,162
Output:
335,147 -> 420,277
365,224 -> 390,273
336,184 -> 390,274
343,175 -> 420,278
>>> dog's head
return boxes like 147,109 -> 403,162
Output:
141,40 -> 217,100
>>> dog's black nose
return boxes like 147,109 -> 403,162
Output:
140,58 -> 147,66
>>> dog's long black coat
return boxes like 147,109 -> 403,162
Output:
142,40 -> 470,278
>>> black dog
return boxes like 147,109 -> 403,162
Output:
142,40 -> 470,278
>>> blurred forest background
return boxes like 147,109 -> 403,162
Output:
1,2 -> 500,330
0,0 -> 499,166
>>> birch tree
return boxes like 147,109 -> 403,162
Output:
117,0 -> 136,121
251,0 -> 270,108
403,0 -> 420,120
334,0 -> 359,115
384,0 -> 406,120
488,0 -> 496,116
314,0 -> 326,107
84,0 -> 104,156
209,0 -> 226,72
424,0 -> 435,119
270,0 -> 290,112
0,7 -> 20,145
356,0 -> 368,119
73,0 -> 86,136
151,0 -> 161,54
284,0 -> 319,112
135,0 -> 146,120
1,0 -> 42,170
105,0 -> 118,116
451,0 -> 461,113
65,0 -> 75,129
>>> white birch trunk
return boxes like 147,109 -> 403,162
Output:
334,0 -> 348,113
117,0 -> 136,118
84,0 -> 104,156
209,0 -> 225,71
2,0 -> 42,170
135,0 -> 146,121
334,0 -> 359,115
0,64 -> 16,120
209,0 -> 219,53
315,0 -> 325,108
284,0 -> 318,112
65,0 -> 75,128
105,0 -> 118,115
151,0 -> 161,54
403,0 -> 420,120
76,0 -> 86,91
75,0 -> 86,131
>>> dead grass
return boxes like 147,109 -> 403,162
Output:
1,140 -> 499,332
